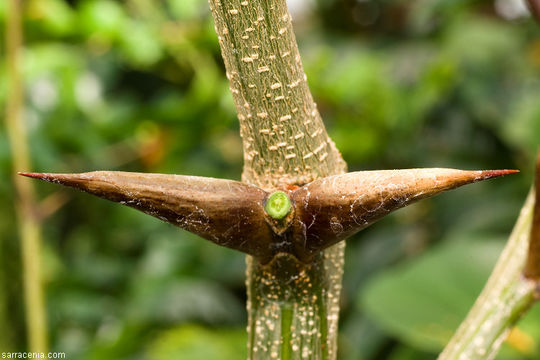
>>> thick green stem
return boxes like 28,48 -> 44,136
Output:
208,0 -> 347,359
5,0 -> 48,352
208,0 -> 346,190
438,191 -> 537,360
246,243 -> 344,360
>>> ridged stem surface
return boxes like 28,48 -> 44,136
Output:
208,0 -> 347,359
208,0 -> 346,190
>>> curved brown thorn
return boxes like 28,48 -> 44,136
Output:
290,168 -> 519,260
19,171 -> 274,260
20,168 -> 518,264
524,150 -> 540,280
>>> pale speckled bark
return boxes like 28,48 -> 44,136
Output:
209,0 -> 346,359
246,247 -> 344,360
208,0 -> 346,190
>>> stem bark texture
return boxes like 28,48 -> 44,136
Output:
208,0 -> 347,358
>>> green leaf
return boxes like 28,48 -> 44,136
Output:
79,0 -> 126,40
360,236 -> 504,352
501,94 -> 540,154
28,0 -> 76,35
360,235 -> 540,358
119,21 -> 163,66
126,278 -> 244,325
167,0 -> 205,20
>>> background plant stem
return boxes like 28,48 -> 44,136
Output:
5,0 -> 48,352
438,191 -> 537,360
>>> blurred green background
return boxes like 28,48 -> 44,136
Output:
1,0 -> 540,359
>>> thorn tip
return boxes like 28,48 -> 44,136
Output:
480,169 -> 520,179
18,172 -> 45,179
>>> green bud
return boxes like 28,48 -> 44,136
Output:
265,191 -> 292,219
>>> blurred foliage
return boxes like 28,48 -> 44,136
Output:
0,0 -> 539,359
361,234 -> 540,359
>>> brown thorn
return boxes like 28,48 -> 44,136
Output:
290,168 -> 520,260
18,172 -> 68,184
19,168 -> 520,264
19,171 -> 275,261
19,172 -> 48,179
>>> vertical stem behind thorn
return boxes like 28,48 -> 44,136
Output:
5,0 -> 49,352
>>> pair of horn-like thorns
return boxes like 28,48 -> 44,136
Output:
19,168 -> 518,263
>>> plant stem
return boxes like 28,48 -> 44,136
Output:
438,190 -> 537,360
208,0 -> 347,359
207,0 -> 346,190
246,246 -> 344,360
5,0 -> 48,352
